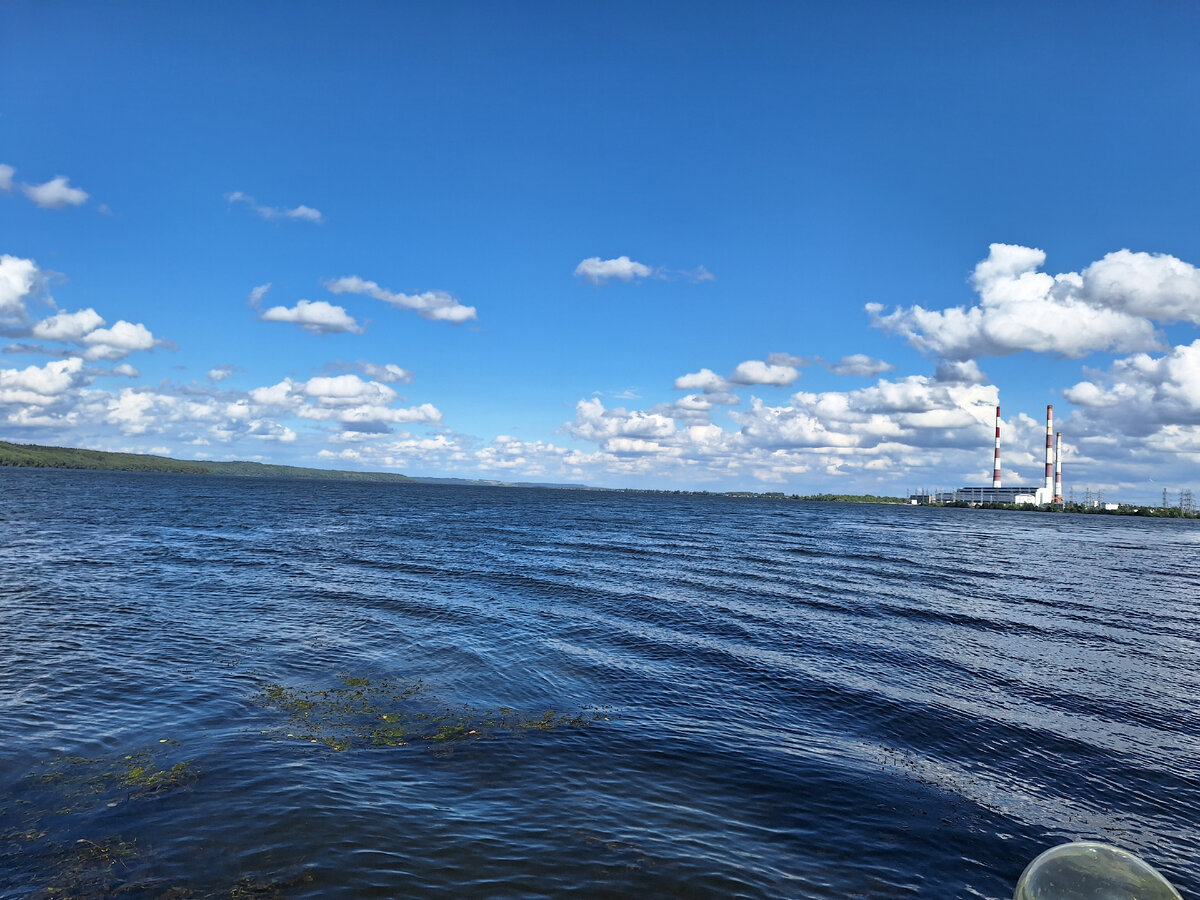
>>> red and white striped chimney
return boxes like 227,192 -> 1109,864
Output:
1043,405 -> 1055,498
992,405 -> 1002,488
1054,432 -> 1063,504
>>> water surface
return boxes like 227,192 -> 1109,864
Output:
1,469 -> 1197,898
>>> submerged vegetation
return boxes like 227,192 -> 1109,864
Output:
27,746 -> 198,805
3,744 -> 203,898
256,674 -> 604,752
2,676 -> 606,897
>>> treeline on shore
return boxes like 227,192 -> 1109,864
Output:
0,440 -> 415,483
938,500 -> 1199,519
721,491 -> 906,503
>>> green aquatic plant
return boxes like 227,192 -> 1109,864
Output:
23,746 -> 197,820
21,833 -> 308,900
29,837 -> 140,900
9,744 -> 318,899
255,674 -> 607,752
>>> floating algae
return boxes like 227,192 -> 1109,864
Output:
26,746 -> 198,813
255,674 -> 606,752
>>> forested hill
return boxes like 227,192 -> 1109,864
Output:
0,440 -> 415,482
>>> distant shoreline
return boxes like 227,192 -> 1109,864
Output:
3,441 -> 1195,516
0,440 -> 588,489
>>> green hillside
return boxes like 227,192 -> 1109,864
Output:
0,441 -> 414,483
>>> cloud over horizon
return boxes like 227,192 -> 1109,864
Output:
866,243 -> 1200,361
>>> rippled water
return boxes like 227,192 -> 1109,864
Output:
1,469 -> 1197,899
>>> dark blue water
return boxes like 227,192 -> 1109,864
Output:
1,469 -> 1197,899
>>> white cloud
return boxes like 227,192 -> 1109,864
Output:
359,362 -> 412,384
1080,250 -> 1200,323
554,372 -> 1024,490
304,374 -> 397,406
868,243 -> 1171,360
574,256 -> 654,284
828,354 -> 893,377
324,276 -> 477,324
729,359 -> 801,386
227,191 -> 323,224
0,255 -> 39,320
22,175 -> 89,209
0,164 -> 13,191
674,367 -> 728,392
0,357 -> 84,405
1064,339 -> 1200,431
208,365 -> 236,382
568,397 -> 678,450
246,374 -> 441,433
248,283 -> 272,306
260,299 -> 364,335
81,321 -> 157,360
32,308 -> 106,342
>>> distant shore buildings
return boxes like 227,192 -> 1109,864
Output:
911,404 -> 1063,506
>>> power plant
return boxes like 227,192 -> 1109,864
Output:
911,404 -> 1064,506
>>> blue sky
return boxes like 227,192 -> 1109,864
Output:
3,1 -> 1200,499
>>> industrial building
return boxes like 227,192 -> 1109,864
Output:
911,404 -> 1064,506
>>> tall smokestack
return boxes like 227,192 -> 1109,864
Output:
1043,405 -> 1055,499
1054,432 -> 1063,505
992,405 -> 1002,488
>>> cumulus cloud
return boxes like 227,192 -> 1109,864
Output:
674,367 -> 728,392
0,255 -> 39,321
248,374 -> 441,432
0,357 -> 84,406
227,191 -> 323,223
248,284 -> 272,306
0,260 -> 162,362
828,354 -> 893,377
22,176 -> 89,209
568,397 -> 677,452
304,374 -> 397,406
1064,339 -> 1200,432
208,365 -> 236,382
81,321 -> 158,360
32,308 -> 106,342
1078,250 -> 1200,323
574,256 -> 654,284
729,359 -> 801,386
0,164 -> 13,191
868,243 -> 1179,360
324,276 -> 476,324
555,370 -> 1019,490
260,299 -> 363,335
